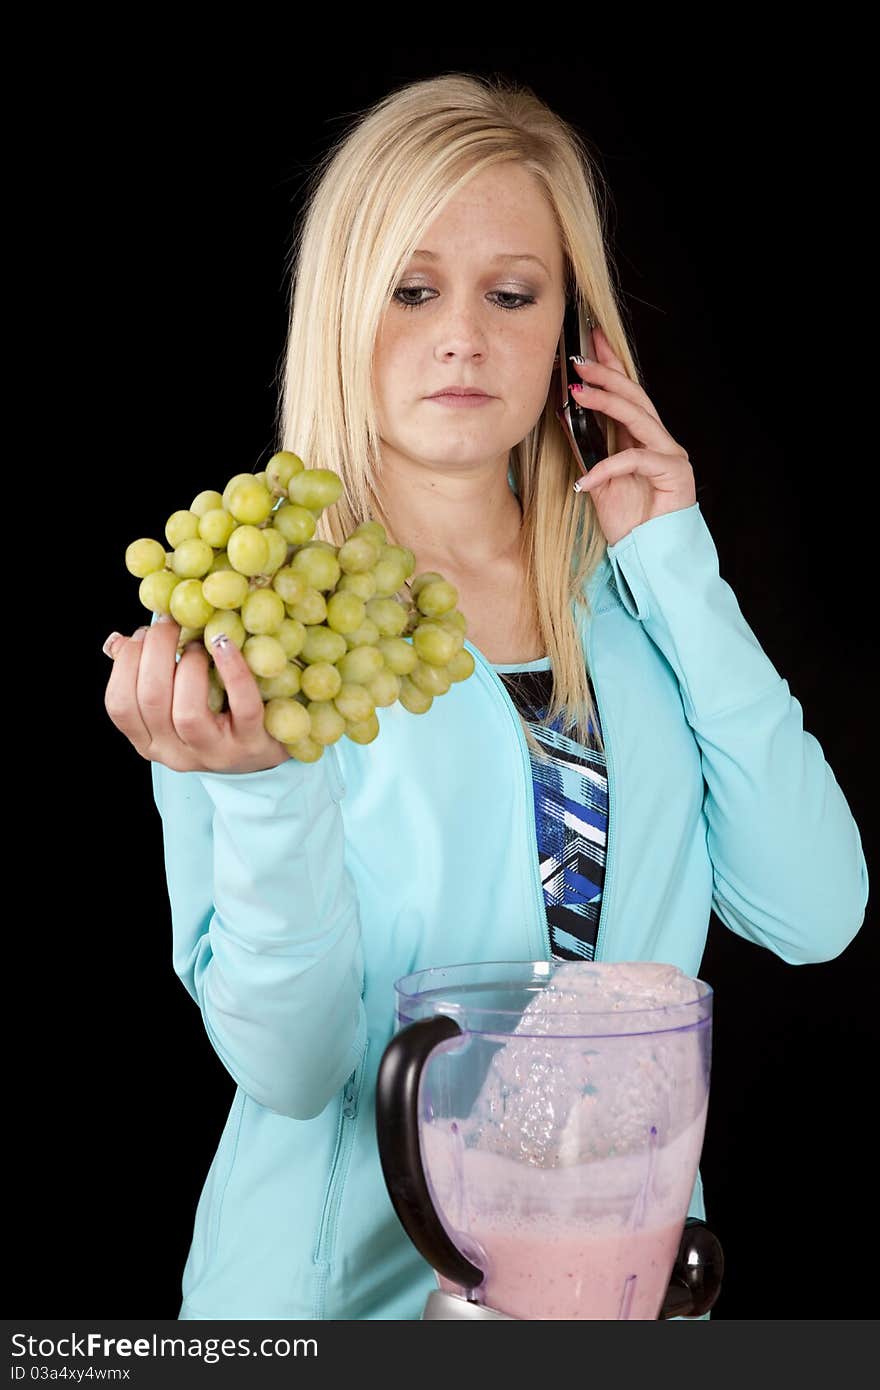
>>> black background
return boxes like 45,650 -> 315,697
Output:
20,48 -> 876,1321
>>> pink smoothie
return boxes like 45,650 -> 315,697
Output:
436,1217 -> 685,1319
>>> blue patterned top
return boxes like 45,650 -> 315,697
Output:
492,656 -> 609,962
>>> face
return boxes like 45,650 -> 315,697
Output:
372,163 -> 566,482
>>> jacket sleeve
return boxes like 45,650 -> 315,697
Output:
150,749 -> 368,1121
604,502 -> 869,964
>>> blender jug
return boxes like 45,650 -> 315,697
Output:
376,960 -> 723,1320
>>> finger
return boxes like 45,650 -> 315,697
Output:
103,628 -> 153,752
170,640 -> 221,750
133,616 -> 184,749
591,324 -> 626,370
209,634 -> 267,735
574,450 -> 680,492
569,381 -> 669,448
570,357 -> 662,425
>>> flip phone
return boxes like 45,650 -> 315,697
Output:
552,295 -> 608,482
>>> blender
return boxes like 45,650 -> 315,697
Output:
376,960 -> 724,1320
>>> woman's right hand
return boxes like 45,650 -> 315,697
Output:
103,616 -> 293,774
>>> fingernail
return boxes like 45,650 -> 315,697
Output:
102,632 -> 122,658
210,633 -> 230,652
157,613 -> 174,624
132,626 -> 149,641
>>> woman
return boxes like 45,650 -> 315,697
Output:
102,73 -> 869,1320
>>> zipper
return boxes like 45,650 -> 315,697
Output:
313,1039 -> 371,1273
464,639 -> 551,963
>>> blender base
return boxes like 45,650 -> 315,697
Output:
422,1290 -> 514,1320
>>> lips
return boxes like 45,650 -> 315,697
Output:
427,388 -> 492,398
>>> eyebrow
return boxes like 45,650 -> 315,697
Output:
411,249 -> 550,275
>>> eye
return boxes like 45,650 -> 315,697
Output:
392,287 -> 536,313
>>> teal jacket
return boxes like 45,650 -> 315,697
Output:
150,501 -> 869,1320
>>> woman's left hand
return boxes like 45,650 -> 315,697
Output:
570,324 -> 696,547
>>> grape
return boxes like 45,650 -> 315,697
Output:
202,569 -> 250,610
300,626 -> 348,665
326,591 -> 366,635
288,468 -> 344,512
380,544 -> 416,578
286,587 -> 326,626
336,571 -> 377,600
398,677 -> 433,714
365,597 -> 409,637
198,508 -> 237,548
290,545 -> 341,592
334,683 -> 376,723
416,578 -> 458,619
371,559 -> 407,598
307,700 -> 346,745
265,450 -> 305,495
276,617 -> 307,659
191,489 -> 225,517
345,619 -> 381,649
242,634 -> 287,678
274,503 -> 317,546
227,525 -> 270,577
338,535 -> 381,573
209,550 -> 233,573
241,588 -> 286,635
204,611 -> 247,650
272,566 -> 308,605
125,538 -> 166,578
166,510 -> 201,548
228,478 -> 274,525
413,622 -> 460,667
410,571 -> 445,598
257,664 -> 302,700
345,712 -> 380,745
170,579 -> 215,629
222,472 -> 258,512
170,537 -> 215,579
376,636 -> 418,676
351,521 -> 387,546
447,648 -> 475,682
285,735 -> 323,764
263,697 -> 311,745
438,609 -> 468,634
337,646 -> 384,684
261,527 -> 289,575
301,662 -> 343,702
366,668 -> 401,707
433,622 -> 465,658
410,659 -> 453,697
139,570 -> 181,614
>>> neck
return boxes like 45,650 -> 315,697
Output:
373,453 -> 523,571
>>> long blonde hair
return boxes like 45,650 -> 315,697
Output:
274,72 -> 645,761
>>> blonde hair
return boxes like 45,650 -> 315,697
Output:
274,71 -> 645,762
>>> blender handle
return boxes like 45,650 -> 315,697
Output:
658,1218 -> 725,1318
375,1015 -> 485,1291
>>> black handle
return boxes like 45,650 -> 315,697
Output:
658,1218 -> 725,1318
375,1015 -> 484,1290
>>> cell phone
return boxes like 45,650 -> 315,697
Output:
552,295 -> 608,482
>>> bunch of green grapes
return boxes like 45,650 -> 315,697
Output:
123,451 -> 476,763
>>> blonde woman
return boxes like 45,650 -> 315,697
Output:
103,73 -> 869,1320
